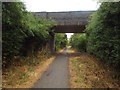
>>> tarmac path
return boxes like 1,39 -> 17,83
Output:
33,48 -> 70,88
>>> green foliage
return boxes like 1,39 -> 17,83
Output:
86,2 -> 120,68
2,2 -> 27,59
2,2 -> 56,63
70,34 -> 87,52
20,13 -> 56,56
55,33 -> 68,51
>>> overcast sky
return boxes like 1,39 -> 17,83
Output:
22,0 -> 100,40
22,0 -> 99,12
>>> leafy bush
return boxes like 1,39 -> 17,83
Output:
2,2 -> 27,60
2,2 -> 56,63
70,34 -> 86,52
86,2 -> 120,68
20,13 -> 55,56
55,33 -> 68,51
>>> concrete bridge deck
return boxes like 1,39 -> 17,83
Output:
33,11 -> 95,33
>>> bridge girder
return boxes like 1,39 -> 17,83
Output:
53,25 -> 85,33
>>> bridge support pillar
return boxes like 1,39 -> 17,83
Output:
49,32 -> 55,54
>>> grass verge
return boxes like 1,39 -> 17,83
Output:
69,49 -> 120,88
2,49 -> 56,88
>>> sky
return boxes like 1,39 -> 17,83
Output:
21,0 -> 100,40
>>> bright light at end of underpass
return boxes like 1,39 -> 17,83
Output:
66,33 -> 74,40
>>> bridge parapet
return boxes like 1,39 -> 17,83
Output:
33,11 -> 95,26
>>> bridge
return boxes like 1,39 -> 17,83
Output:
33,11 -> 95,33
33,11 -> 95,52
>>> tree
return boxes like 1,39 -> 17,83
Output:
86,2 -> 120,68
2,2 -> 56,63
70,33 -> 86,52
55,34 -> 68,51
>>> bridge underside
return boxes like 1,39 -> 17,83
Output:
53,25 -> 85,33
